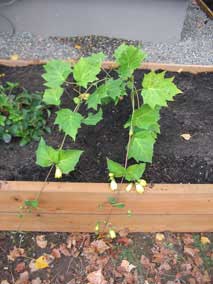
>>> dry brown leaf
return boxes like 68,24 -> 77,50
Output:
180,133 -> 191,141
51,248 -> 61,258
8,247 -> 26,261
15,271 -> 29,284
87,269 -> 107,284
118,228 -> 130,237
188,278 -> 196,284
1,281 -> 10,284
203,270 -> 211,282
59,243 -> 71,256
140,255 -> 151,269
184,247 -> 199,257
31,278 -> 42,284
15,262 -> 25,273
90,240 -> 110,254
119,260 -> 136,273
36,235 -> 47,249
182,234 -> 194,246
158,262 -> 171,272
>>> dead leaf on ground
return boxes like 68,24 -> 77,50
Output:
15,271 -> 29,284
51,248 -> 61,258
8,247 -> 26,261
31,278 -> 42,284
59,243 -> 71,256
87,269 -> 107,284
15,262 -> 25,273
118,228 -> 130,237
182,234 -> 194,246
1,281 -> 10,284
29,254 -> 54,272
90,240 -> 110,254
155,233 -> 165,242
36,235 -> 48,249
184,247 -> 199,258
180,133 -> 191,141
118,260 -> 136,273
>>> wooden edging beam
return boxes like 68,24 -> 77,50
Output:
0,181 -> 213,232
0,59 -> 213,74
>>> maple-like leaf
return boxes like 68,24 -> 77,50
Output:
36,235 -> 47,249
90,240 -> 110,254
87,269 -> 107,284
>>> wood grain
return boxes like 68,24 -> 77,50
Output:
0,181 -> 213,232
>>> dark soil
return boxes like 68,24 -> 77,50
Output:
0,65 -> 213,183
203,0 -> 213,11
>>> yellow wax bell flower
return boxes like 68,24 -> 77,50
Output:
55,166 -> 62,179
135,183 -> 144,194
139,179 -> 147,187
201,236 -> 211,245
125,183 -> 133,192
109,229 -> 116,239
110,179 -> 118,191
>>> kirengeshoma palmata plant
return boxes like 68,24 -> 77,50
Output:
33,44 -> 181,236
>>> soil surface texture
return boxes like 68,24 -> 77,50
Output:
0,65 -> 213,183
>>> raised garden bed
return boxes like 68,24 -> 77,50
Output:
0,57 -> 213,233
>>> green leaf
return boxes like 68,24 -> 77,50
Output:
108,197 -> 125,209
43,87 -> 64,106
141,71 -> 182,109
125,163 -> 146,181
128,130 -> 156,163
87,79 -> 125,110
73,53 -> 105,88
36,138 -> 59,167
54,109 -> 83,141
125,105 -> 160,133
43,60 -> 72,88
114,44 -> 146,79
57,149 -> 83,174
24,199 -> 39,208
0,115 -> 6,126
83,108 -> 103,125
107,158 -> 126,177
112,203 -> 125,208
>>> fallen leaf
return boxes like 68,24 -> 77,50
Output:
155,233 -> 165,241
8,247 -> 26,261
117,237 -> 133,246
1,281 -> 10,284
51,248 -> 61,258
158,262 -> 171,272
74,44 -> 81,49
119,260 -> 136,273
59,243 -> 71,256
141,255 -> 151,269
15,271 -> 29,284
90,240 -> 110,254
184,247 -> 199,257
87,269 -> 107,284
200,236 -> 211,245
35,255 -> 49,270
119,228 -> 130,237
36,235 -> 47,249
32,278 -> 42,284
180,133 -> 191,141
15,262 -> 25,273
10,54 -> 19,61
203,270 -> 211,282
182,234 -> 194,246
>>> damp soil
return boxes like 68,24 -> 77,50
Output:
203,0 -> 213,11
0,65 -> 213,183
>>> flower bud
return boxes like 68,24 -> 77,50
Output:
110,179 -> 118,191
73,97 -> 81,105
125,183 -> 133,192
139,179 -> 147,187
135,183 -> 144,194
55,166 -> 62,179
108,172 -> 114,179
109,229 -> 116,239
129,129 -> 134,136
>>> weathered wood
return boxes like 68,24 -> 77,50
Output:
196,0 -> 213,19
0,181 -> 213,232
0,59 -> 213,73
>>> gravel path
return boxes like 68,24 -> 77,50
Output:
0,0 -> 212,65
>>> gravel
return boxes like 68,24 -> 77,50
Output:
0,1 -> 212,65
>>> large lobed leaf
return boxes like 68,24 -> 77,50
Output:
36,138 -> 83,174
107,158 -> 146,181
114,44 -> 146,79
141,71 -> 182,109
54,109 -> 83,141
73,53 -> 105,88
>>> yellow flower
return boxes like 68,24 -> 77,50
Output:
125,183 -> 133,192
139,179 -> 147,187
135,183 -> 144,194
109,229 -> 116,239
155,233 -> 165,241
55,166 -> 62,179
110,179 -> 118,191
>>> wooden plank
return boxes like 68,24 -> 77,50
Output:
196,0 -> 213,19
0,213 -> 213,232
0,59 -> 213,73
0,181 -> 213,232
0,182 -> 213,215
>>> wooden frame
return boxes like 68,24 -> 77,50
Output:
196,0 -> 213,19
0,59 -> 213,74
0,181 -> 213,232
